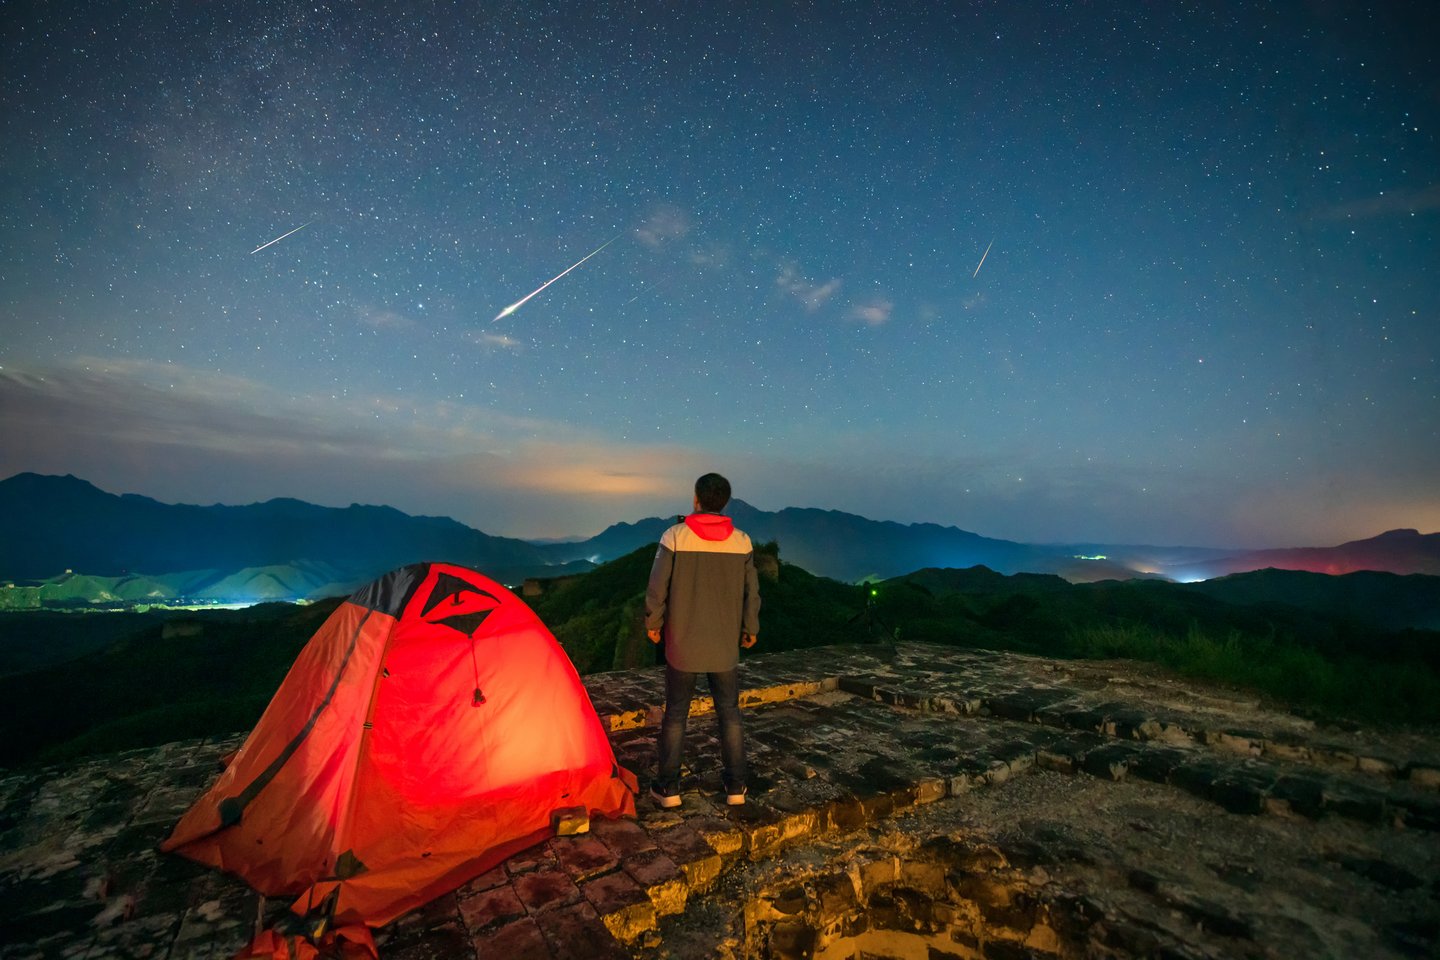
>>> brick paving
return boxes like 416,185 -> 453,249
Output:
1,642 -> 1437,959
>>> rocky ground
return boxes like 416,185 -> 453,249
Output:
2,642 -> 1437,959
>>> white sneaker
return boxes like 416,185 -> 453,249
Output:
726,786 -> 747,806
649,786 -> 681,809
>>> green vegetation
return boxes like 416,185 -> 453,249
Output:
1062,622 -> 1440,724
870,568 -> 1440,724
1,548 -> 1435,769
0,600 -> 339,768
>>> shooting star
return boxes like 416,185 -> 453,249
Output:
493,235 -> 620,322
250,220 -> 314,255
623,280 -> 656,306
973,239 -> 994,278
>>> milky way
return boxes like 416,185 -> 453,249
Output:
1,2 -> 1436,546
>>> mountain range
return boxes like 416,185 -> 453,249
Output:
2,472 -> 1437,607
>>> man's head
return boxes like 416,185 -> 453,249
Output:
694,473 -> 731,513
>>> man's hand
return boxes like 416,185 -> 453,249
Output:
740,632 -> 757,649
647,629 -> 662,644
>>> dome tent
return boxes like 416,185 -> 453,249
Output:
162,562 -> 636,947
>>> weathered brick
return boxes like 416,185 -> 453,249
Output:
512,868 -> 581,915
1205,729 -> 1265,757
457,865 -> 509,895
651,825 -> 722,890
472,916 -> 553,960
1080,743 -> 1138,782
590,816 -> 658,859
551,835 -> 618,882
814,873 -> 857,919
506,847 -> 557,877
745,807 -> 818,860
687,814 -> 745,858
550,806 -> 589,836
1405,763 -> 1440,790
533,901 -> 631,959
1391,794 -> 1440,831
622,848 -> 686,915
458,883 -> 525,932
1356,755 -> 1398,778
1103,708 -> 1153,740
837,677 -> 878,699
1126,746 -> 1188,784
856,854 -> 899,894
916,777 -> 948,804
1170,759 -> 1227,802
1035,749 -> 1076,774
1322,782 -> 1388,824
769,918 -> 819,960
901,859 -> 947,897
1209,769 -> 1274,816
1269,774 -> 1325,819
826,794 -> 867,831
580,869 -> 657,942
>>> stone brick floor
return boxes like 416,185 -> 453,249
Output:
2,642 -> 1437,959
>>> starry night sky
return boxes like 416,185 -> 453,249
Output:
2,2 -> 1436,548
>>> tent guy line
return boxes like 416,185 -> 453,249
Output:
492,234 -> 620,322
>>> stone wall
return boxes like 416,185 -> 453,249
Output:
2,642 -> 1437,959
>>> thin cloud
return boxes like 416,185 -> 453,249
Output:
0,360 -> 712,536
776,263 -> 842,311
634,204 -> 692,248
688,242 -> 731,269
468,331 -> 522,350
848,297 -> 893,326
1315,183 -> 1440,220
357,306 -> 417,330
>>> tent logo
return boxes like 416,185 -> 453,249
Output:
421,572 -> 501,637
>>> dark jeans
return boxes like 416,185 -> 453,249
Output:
656,664 -> 746,793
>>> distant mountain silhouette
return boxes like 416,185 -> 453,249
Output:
549,501 -> 1097,582
0,473 -> 582,594
3,473 -> 1437,605
1167,529 -> 1440,581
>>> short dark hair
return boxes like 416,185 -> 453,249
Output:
694,473 -> 731,512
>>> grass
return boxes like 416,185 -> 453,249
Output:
1062,621 -> 1440,725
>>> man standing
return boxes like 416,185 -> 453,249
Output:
645,473 -> 760,807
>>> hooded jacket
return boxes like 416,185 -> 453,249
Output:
645,512 -> 761,672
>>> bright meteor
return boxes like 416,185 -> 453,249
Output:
250,220 -> 313,255
493,235 -> 620,322
973,238 -> 994,278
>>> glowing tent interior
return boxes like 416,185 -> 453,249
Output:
161,562 -> 637,943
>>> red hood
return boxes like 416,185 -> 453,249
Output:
684,512 -> 734,541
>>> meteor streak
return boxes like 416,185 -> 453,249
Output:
250,220 -> 313,255
493,235 -> 620,322
973,238 -> 994,278
623,280 -> 655,306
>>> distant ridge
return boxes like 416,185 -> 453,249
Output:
1,474 -> 1436,605
0,473 -> 580,596
1168,528 -> 1440,580
538,502 -> 1205,583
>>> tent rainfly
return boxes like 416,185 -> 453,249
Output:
162,562 -> 636,954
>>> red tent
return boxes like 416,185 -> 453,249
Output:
162,562 -> 635,938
